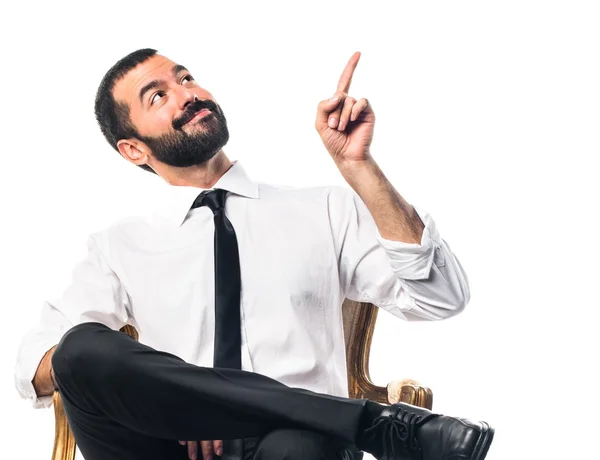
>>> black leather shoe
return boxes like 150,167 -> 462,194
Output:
362,402 -> 494,460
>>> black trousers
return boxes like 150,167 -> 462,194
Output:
52,323 -> 367,460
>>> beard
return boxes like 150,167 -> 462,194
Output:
138,99 -> 230,168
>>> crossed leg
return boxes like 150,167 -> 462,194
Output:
52,322 -> 366,460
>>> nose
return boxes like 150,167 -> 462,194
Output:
174,85 -> 197,110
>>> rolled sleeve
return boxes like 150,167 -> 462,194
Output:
374,208 -> 438,280
15,327 -> 64,408
374,206 -> 470,320
14,233 -> 129,408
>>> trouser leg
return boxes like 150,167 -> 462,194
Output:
58,397 -> 189,460
248,429 -> 363,460
52,323 -> 367,460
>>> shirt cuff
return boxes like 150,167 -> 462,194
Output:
375,207 -> 441,280
14,337 -> 61,409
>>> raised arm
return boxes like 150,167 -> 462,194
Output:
316,54 -> 469,321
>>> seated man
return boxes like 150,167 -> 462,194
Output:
15,48 -> 493,460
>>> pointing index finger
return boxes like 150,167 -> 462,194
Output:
336,51 -> 361,94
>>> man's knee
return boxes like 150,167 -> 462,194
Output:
254,429 -> 334,460
52,322 -> 119,383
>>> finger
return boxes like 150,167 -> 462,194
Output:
213,440 -> 223,457
337,97 -> 357,131
201,440 -> 214,460
316,92 -> 345,129
328,96 -> 344,130
187,441 -> 198,460
336,52 -> 361,94
350,98 -> 370,122
179,441 -> 187,446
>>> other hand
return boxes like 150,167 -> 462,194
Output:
178,439 -> 223,460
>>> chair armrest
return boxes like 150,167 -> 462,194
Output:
387,378 -> 433,410
350,372 -> 433,410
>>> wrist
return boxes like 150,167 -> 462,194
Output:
49,366 -> 57,390
334,154 -> 375,174
336,157 -> 384,191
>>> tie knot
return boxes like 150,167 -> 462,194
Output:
191,188 -> 227,213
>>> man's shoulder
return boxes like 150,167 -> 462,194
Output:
88,214 -> 155,247
257,181 -> 354,203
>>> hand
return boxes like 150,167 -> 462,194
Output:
315,51 -> 375,167
178,440 -> 223,460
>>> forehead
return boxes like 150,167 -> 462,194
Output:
112,54 -> 181,106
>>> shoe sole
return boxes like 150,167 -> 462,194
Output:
471,422 -> 495,460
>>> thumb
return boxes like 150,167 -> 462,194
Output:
315,94 -> 343,129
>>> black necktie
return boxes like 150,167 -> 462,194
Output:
191,189 -> 242,369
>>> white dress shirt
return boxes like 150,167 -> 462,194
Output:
14,161 -> 470,408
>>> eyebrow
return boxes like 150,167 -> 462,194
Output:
173,64 -> 188,75
138,64 -> 190,104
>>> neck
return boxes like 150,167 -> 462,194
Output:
152,151 -> 233,188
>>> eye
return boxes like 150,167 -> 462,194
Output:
150,91 -> 165,105
181,74 -> 195,84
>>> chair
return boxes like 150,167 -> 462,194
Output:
51,300 -> 433,460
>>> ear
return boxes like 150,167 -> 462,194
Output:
117,138 -> 149,167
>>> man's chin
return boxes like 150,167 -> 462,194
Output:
186,151 -> 221,168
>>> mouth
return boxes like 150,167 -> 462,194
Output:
184,108 -> 212,125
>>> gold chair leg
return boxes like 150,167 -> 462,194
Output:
52,392 -> 77,460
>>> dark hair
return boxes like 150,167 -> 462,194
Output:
94,48 -> 158,174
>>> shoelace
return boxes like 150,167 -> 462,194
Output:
363,408 -> 436,459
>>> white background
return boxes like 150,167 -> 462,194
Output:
1,1 -> 599,459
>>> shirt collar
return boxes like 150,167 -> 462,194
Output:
156,161 -> 259,227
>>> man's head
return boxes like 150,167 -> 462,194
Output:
94,49 -> 229,175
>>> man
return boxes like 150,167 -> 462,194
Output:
15,48 -> 493,460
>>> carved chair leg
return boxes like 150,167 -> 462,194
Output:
52,392 -> 77,460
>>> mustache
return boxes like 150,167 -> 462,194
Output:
173,99 -> 219,130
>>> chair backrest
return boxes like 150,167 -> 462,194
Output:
341,299 -> 384,400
